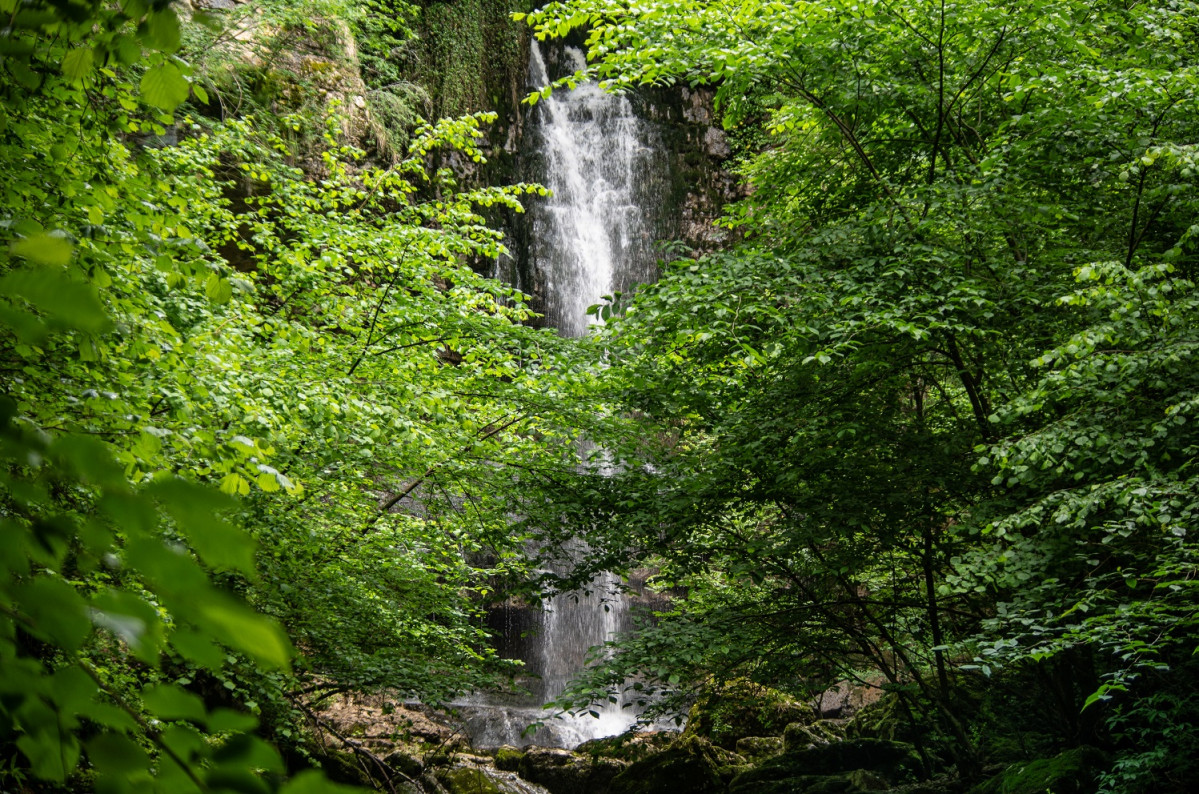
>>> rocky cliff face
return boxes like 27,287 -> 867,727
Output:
635,84 -> 741,253
486,36 -> 740,325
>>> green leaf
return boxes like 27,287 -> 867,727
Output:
18,577 -> 91,652
256,471 -> 281,492
86,733 -> 150,776
142,684 -> 207,725
116,35 -> 142,65
10,232 -> 72,266
17,732 -> 81,783
205,273 -> 233,304
146,479 -> 255,573
207,709 -> 258,734
145,9 -> 182,52
281,770 -> 365,794
91,589 -> 164,662
0,266 -> 110,333
219,472 -> 250,496
52,435 -> 126,489
61,47 -> 95,82
196,595 -> 292,669
140,61 -> 190,110
170,627 -> 225,670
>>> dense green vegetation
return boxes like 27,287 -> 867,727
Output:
516,0 -> 1199,791
0,0 -> 593,791
2,0 -> 1198,792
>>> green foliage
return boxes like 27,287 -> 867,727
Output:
0,1 -> 349,787
517,0 -> 1199,786
971,746 -> 1109,794
1093,664 -> 1199,793
401,0 -> 530,120
0,0 -> 596,790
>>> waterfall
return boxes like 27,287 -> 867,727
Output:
526,43 -> 662,337
456,41 -> 666,749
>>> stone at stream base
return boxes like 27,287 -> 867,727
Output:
728,739 -> 921,793
609,735 -> 745,794
436,767 -> 503,794
683,680 -> 817,750
736,735 -> 785,762
730,768 -> 890,794
966,747 -> 1109,794
575,731 -> 679,763
784,720 -> 846,751
384,749 -> 425,779
517,746 -> 628,794
494,745 -> 524,772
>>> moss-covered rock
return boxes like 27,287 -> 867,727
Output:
729,769 -> 890,794
784,720 -> 846,751
383,748 -> 424,778
436,766 -> 503,794
844,692 -> 937,749
736,735 -> 785,762
493,745 -> 524,772
683,679 -> 816,750
313,748 -> 377,787
967,747 -> 1109,794
889,777 -> 969,794
729,738 -> 921,792
610,735 -> 743,794
576,731 -> 678,763
516,746 -> 626,794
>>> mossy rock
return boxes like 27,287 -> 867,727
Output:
610,735 -> 742,794
316,749 -> 377,787
784,720 -> 846,751
730,739 -> 921,791
436,766 -> 502,794
517,746 -> 625,794
576,731 -> 678,763
736,735 -> 785,762
684,679 -> 816,750
967,747 -> 1109,794
383,748 -> 424,778
845,693 -> 929,747
493,745 -> 524,772
729,768 -> 890,794
889,778 -> 968,794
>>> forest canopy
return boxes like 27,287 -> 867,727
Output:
518,0 -> 1199,790
2,0 -> 1198,793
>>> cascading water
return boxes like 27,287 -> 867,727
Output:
457,41 -> 667,749
525,43 -> 663,336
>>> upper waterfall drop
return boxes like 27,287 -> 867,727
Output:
526,42 -> 663,338
455,41 -> 674,750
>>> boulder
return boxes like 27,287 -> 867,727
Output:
730,769 -> 889,794
383,748 -> 424,779
610,735 -> 743,794
683,679 -> 816,750
517,746 -> 627,794
783,720 -> 845,751
493,745 -> 524,772
435,767 -> 502,794
576,731 -> 678,763
735,735 -> 784,761
729,738 -> 921,792
813,681 -> 885,720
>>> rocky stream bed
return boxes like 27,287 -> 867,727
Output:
307,682 -> 1108,794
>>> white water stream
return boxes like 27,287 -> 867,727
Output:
457,42 -> 665,749
525,43 -> 662,336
